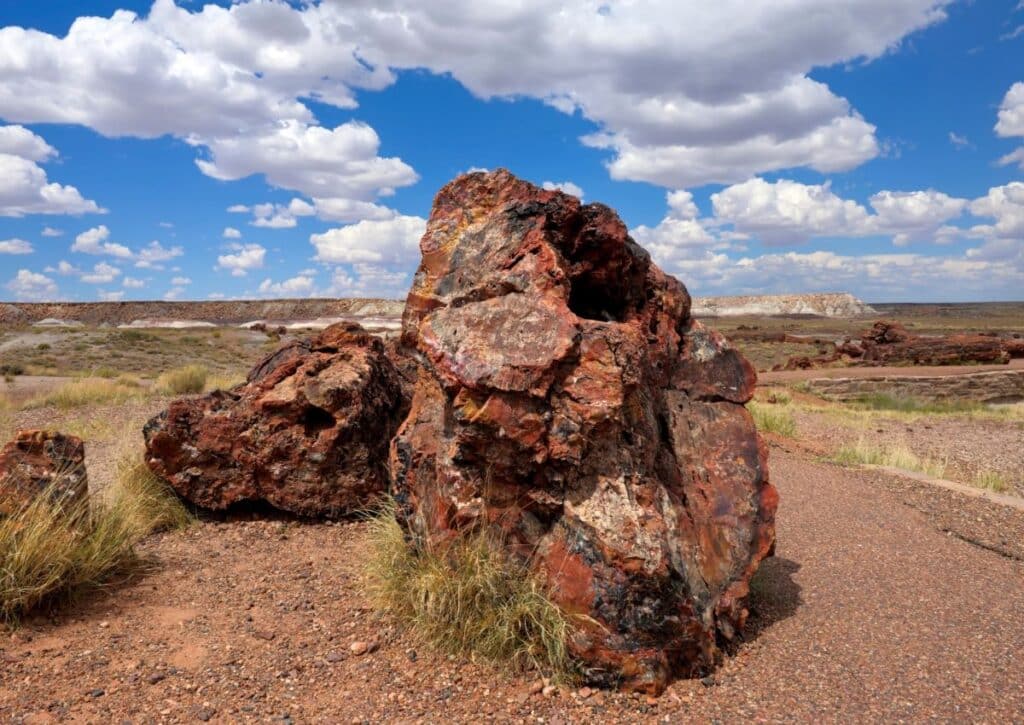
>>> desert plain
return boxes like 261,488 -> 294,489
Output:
1,295 -> 1022,723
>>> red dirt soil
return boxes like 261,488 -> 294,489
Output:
2,450 -> 1023,722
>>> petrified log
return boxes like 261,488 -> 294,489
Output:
390,170 -> 778,693
144,323 -> 406,517
862,320 -> 913,345
0,430 -> 88,516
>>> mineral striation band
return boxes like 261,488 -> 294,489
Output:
390,169 -> 778,693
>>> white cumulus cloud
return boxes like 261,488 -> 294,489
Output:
542,181 -> 584,199
259,274 -> 317,297
5,269 -> 58,301
0,126 -> 104,218
72,225 -> 132,258
216,243 -> 266,276
311,215 -> 426,265
0,238 -> 33,255
81,262 -> 122,284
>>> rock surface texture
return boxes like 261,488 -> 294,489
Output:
0,430 -> 88,515
390,170 -> 778,693
144,323 -> 406,517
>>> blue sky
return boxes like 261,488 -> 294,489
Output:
0,1 -> 1022,303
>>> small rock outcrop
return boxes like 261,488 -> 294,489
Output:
144,323 -> 406,517
390,170 -> 778,693
0,430 -> 88,515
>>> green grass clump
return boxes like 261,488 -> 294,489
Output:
833,438 -> 946,478
156,365 -> 208,395
1,454 -> 191,623
364,502 -> 575,680
748,401 -> 797,437
23,378 -> 147,409
973,470 -> 1010,494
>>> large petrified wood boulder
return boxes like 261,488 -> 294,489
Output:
858,320 -> 1009,366
390,170 -> 778,693
0,430 -> 88,516
144,323 -> 406,517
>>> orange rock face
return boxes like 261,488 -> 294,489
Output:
144,323 -> 406,517
0,430 -> 88,515
390,170 -> 778,693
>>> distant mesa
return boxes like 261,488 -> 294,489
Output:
692,292 -> 876,318
1,293 -> 874,329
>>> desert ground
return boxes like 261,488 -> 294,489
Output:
2,300 -> 1023,722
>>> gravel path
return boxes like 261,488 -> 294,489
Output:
2,450 -> 1023,722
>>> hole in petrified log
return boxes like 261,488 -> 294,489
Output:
563,226 -> 648,322
568,274 -> 629,322
300,405 -> 336,436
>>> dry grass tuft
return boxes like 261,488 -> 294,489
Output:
156,365 -> 209,395
204,372 -> 245,392
0,453 -> 191,623
973,469 -> 1010,494
364,501 -> 576,681
22,378 -> 147,410
833,438 -> 946,478
748,401 -> 797,437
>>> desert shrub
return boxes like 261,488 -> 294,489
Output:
36,343 -> 50,351
0,364 -> 24,377
973,470 -> 1010,494
91,366 -> 120,379
0,453 -> 191,622
748,401 -> 797,437
23,378 -> 147,410
364,502 -> 575,680
156,365 -> 209,395
204,372 -> 245,392
115,330 -> 158,345
833,438 -> 946,478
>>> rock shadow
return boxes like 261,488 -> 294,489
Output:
742,555 -> 803,640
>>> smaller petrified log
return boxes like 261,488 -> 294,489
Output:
143,323 -> 406,517
0,430 -> 88,515
858,320 -> 1008,366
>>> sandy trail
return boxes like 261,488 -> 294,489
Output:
2,448 -> 1022,721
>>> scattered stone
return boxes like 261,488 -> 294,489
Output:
325,652 -> 344,663
391,170 -> 777,694
193,706 -> 216,721
349,641 -> 369,656
0,430 -> 88,516
89,689 -> 105,698
145,672 -> 166,685
143,322 -> 407,517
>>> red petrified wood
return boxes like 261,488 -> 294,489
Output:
144,323 -> 406,517
0,430 -> 88,515
390,170 -> 778,693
